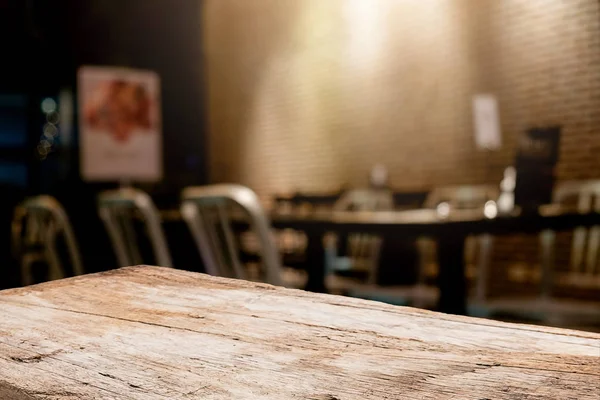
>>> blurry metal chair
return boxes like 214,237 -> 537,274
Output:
419,184 -> 499,308
180,184 -> 283,286
12,195 -> 84,285
98,188 -> 172,267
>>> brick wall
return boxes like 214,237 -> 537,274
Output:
204,0 -> 599,199
203,0 -> 600,299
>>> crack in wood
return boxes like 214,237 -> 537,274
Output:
10,350 -> 63,363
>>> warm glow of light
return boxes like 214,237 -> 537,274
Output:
484,200 -> 498,219
43,123 -> 58,138
343,0 -> 386,72
46,111 -> 60,124
437,202 -> 450,218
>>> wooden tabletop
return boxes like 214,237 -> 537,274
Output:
161,203 -> 599,224
1,266 -> 598,399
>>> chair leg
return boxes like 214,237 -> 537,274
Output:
44,226 -> 64,281
539,229 -> 555,300
20,255 -> 34,287
474,234 -> 493,304
100,208 -> 132,267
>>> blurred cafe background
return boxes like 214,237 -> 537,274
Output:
1,0 -> 599,331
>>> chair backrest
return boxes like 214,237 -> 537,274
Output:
424,184 -> 499,210
98,188 -> 172,268
180,184 -> 282,286
553,180 -> 600,276
274,191 -> 344,215
392,191 -> 428,210
334,188 -> 394,212
12,195 -> 84,285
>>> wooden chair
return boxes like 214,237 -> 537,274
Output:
12,195 -> 84,285
98,188 -> 172,268
272,191 -> 342,267
546,180 -> 600,289
325,190 -> 427,303
536,180 -> 600,321
325,189 -> 393,283
479,180 -> 600,326
181,184 -> 291,286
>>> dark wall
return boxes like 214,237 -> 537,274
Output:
1,0 -> 208,200
0,0 -> 208,285
67,0 -> 208,198
58,0 -> 208,200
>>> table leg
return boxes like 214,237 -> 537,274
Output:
437,233 -> 467,315
303,229 -> 327,293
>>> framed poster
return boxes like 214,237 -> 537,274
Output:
78,66 -> 162,182
472,94 -> 502,150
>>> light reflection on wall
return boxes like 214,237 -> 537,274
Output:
238,0 -> 398,196
206,0 -> 473,196
240,0 -> 344,196
204,0 -> 600,199
343,0 -> 386,74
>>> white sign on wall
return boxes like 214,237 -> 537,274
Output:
78,66 -> 163,182
473,94 -> 502,150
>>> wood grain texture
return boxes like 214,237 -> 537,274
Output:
0,266 -> 598,399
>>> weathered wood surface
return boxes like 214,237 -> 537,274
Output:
0,266 -> 598,399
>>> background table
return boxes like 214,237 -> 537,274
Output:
268,207 -> 600,314
1,266 -> 598,399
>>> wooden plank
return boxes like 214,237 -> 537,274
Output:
0,266 -> 598,399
